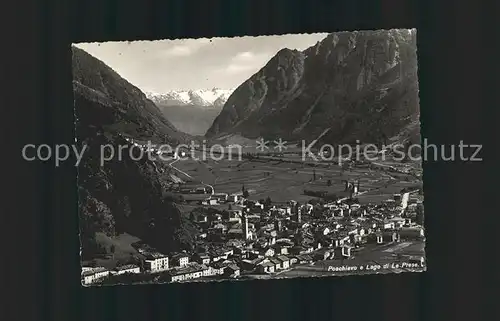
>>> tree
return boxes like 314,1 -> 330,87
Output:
110,245 -> 116,260
264,196 -> 272,207
327,179 -> 332,186
228,204 -> 233,210
313,169 -> 316,181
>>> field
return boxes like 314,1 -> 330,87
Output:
167,151 -> 421,204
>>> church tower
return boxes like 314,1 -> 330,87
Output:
242,212 -> 250,240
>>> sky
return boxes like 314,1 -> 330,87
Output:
75,33 -> 329,93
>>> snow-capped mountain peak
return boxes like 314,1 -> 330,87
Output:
146,88 -> 234,107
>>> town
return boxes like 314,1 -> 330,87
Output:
82,164 -> 425,285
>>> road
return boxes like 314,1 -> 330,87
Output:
167,158 -> 193,180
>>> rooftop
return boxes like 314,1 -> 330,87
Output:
81,267 -> 108,277
295,254 -> 313,261
115,264 -> 140,271
171,253 -> 190,259
276,255 -> 290,262
168,263 -> 206,276
183,194 -> 211,201
227,264 -> 240,271
181,181 -> 205,188
143,252 -> 167,260
269,258 -> 281,265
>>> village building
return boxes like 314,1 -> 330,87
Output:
408,256 -> 425,267
166,263 -> 206,282
259,247 -> 275,257
369,232 -> 384,244
202,199 -> 218,206
314,248 -> 334,261
212,193 -> 228,202
229,194 -> 242,203
258,261 -> 276,274
224,264 -> 241,278
224,209 -> 243,222
276,255 -> 291,269
291,254 -> 313,264
272,244 -> 289,255
388,217 -> 406,228
171,253 -> 190,267
333,245 -> 352,258
193,253 -> 211,265
81,266 -> 95,273
113,264 -> 141,276
269,258 -> 282,270
382,231 -> 400,243
381,220 -> 396,230
143,252 -> 169,273
210,261 -> 230,275
398,227 -> 425,240
81,267 -> 110,285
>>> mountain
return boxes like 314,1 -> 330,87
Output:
146,89 -> 234,136
206,29 -> 420,145
146,88 -> 234,107
73,46 -> 197,261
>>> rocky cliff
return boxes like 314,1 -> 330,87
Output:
73,47 -> 197,259
206,29 -> 419,145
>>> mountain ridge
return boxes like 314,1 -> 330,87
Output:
146,88 -> 234,107
206,29 -> 420,145
146,88 -> 234,136
73,46 -> 197,262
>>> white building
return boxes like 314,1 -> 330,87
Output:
81,267 -> 110,285
280,207 -> 292,215
143,252 -> 169,273
229,194 -> 242,203
113,264 -> 141,276
389,217 -> 406,228
398,227 -> 425,240
212,193 -> 228,202
81,266 -> 95,273
172,253 -> 190,267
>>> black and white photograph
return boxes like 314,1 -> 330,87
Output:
74,29 -> 425,286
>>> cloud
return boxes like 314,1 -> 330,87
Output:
223,51 -> 272,75
225,64 -> 256,74
159,38 -> 212,57
232,51 -> 255,61
165,45 -> 193,56
74,33 -> 330,91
